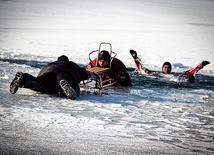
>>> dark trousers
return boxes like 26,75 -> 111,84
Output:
21,72 -> 80,94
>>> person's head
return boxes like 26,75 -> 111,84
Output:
58,55 -> 69,62
162,62 -> 172,74
98,50 -> 110,67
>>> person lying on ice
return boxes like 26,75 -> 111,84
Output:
10,55 -> 89,100
86,50 -> 132,86
130,50 -> 210,82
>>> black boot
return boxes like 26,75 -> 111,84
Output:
10,72 -> 24,94
59,80 -> 77,100
58,84 -> 67,97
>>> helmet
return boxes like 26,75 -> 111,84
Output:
98,50 -> 110,63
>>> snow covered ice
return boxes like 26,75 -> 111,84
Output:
0,0 -> 214,154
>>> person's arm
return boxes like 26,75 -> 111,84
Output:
86,58 -> 97,70
184,61 -> 210,75
130,50 -> 152,74
114,70 -> 131,86
110,58 -> 131,86
174,60 -> 210,82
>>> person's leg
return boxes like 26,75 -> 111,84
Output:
10,72 -> 44,94
37,72 -> 58,93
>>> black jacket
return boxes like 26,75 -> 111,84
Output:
38,60 -> 88,82
33,58 -> 88,93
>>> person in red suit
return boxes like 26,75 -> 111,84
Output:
86,50 -> 131,86
130,50 -> 210,82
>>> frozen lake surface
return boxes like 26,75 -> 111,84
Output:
0,0 -> 214,154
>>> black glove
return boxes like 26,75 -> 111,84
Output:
188,74 -> 195,82
115,70 -> 127,83
130,50 -> 138,59
87,71 -> 92,78
201,61 -> 210,68
87,71 -> 99,80
144,68 -> 152,74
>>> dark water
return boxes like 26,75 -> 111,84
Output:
0,57 -> 214,154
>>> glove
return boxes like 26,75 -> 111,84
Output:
115,70 -> 126,82
130,50 -> 138,59
87,71 -> 99,80
188,74 -> 195,82
144,68 -> 152,74
201,61 -> 210,68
